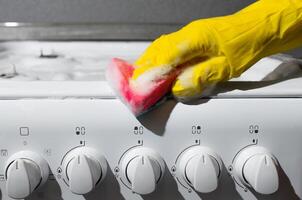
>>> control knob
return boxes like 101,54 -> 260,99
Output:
233,146 -> 279,194
5,151 -> 49,199
61,147 -> 107,194
178,146 -> 222,193
121,147 -> 165,195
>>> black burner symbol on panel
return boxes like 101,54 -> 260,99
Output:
192,125 -> 202,134
75,127 -> 86,135
134,126 -> 144,135
249,125 -> 259,134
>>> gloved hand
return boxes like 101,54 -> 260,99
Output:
133,0 -> 302,101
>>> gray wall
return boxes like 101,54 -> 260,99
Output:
0,0 -> 255,24
0,0 -> 300,56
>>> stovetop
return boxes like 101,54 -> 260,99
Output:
0,41 -> 149,81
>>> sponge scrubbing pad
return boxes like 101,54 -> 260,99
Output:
106,58 -> 177,116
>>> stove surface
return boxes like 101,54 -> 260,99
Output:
0,41 -> 301,100
0,41 -> 149,81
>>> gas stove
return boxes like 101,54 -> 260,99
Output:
0,41 -> 302,200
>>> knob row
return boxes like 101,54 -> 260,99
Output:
4,146 -> 279,199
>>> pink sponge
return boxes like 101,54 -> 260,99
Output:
106,58 -> 177,116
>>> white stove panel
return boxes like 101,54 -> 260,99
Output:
0,98 -> 301,200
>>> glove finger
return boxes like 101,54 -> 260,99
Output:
132,34 -> 188,81
172,56 -> 230,101
133,20 -> 216,80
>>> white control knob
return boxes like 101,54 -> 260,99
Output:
5,151 -> 49,199
178,146 -> 222,193
233,146 -> 279,194
62,147 -> 107,195
121,147 -> 165,195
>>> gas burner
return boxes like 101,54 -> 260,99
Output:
0,65 -> 18,79
39,49 -> 60,59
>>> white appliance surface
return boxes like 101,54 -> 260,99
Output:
0,41 -> 301,200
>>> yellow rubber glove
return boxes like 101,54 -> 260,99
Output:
133,0 -> 302,100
